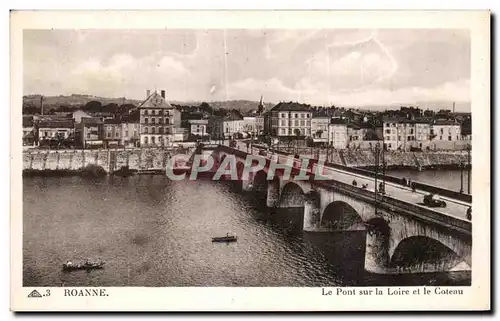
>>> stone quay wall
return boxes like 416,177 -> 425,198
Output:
23,147 -> 195,174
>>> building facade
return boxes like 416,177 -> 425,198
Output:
189,119 -> 209,137
77,117 -> 104,149
139,90 -> 176,147
328,120 -> 348,149
311,115 -> 329,144
431,120 -> 462,142
270,102 -> 312,141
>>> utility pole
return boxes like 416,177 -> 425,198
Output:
460,161 -> 464,194
467,144 -> 471,194
374,142 -> 379,214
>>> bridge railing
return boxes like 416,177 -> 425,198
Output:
256,146 -> 471,204
308,165 -> 472,235
217,145 -> 471,234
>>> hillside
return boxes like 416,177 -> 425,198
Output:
23,95 -> 274,114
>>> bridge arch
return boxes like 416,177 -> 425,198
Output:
390,236 -> 467,272
280,182 -> 305,208
253,170 -> 268,192
321,201 -> 364,230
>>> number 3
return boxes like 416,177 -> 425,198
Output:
45,289 -> 51,296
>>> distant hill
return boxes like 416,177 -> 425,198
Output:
23,94 -> 471,114
22,95 -> 275,114
23,94 -> 142,111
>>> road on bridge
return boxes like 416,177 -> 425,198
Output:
225,140 -> 472,221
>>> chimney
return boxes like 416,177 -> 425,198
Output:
40,95 -> 44,115
146,90 -> 151,98
161,90 -> 166,99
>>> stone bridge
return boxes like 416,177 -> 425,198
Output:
203,144 -> 472,275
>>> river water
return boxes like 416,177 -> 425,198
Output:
386,169 -> 471,192
23,173 -> 470,287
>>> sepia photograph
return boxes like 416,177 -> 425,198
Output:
10,10 -> 490,311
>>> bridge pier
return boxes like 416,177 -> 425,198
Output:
266,179 -> 280,208
303,191 -> 321,231
364,218 -> 391,274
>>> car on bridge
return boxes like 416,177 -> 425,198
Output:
423,193 -> 447,208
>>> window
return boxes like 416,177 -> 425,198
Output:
300,114 -> 305,118
107,132 -> 111,138
385,129 -> 391,134
294,120 -> 299,126
144,110 -> 148,116
280,128 -> 285,135
448,136 -> 452,141
439,136 -> 443,140
159,118 -> 163,124
125,131 -> 129,137
410,129 -> 414,134
306,114 -> 310,118
151,136 -> 156,144
115,132 -> 119,138
159,127 -> 163,134
144,137 -> 148,144
152,118 -> 155,124
165,118 -> 170,125
440,128 -> 444,134
385,136 -> 390,141
133,130 -> 137,138
152,127 -> 156,134
144,127 -> 149,134
281,119 -> 286,126
398,136 -> 401,141
44,131 -> 48,137
294,114 -> 298,118
300,120 -> 305,126
145,118 -> 149,124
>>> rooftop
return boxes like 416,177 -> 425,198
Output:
38,121 -> 74,129
271,102 -> 311,112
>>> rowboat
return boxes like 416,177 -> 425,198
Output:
212,234 -> 237,243
62,260 -> 105,271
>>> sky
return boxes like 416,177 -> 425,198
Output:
23,29 -> 471,111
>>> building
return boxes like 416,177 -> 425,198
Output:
347,124 -> 364,142
223,113 -> 244,139
255,115 -> 265,135
139,89 -> 176,147
383,117 -> 416,151
103,118 -> 122,148
189,119 -> 209,137
208,116 -> 225,141
270,102 -> 312,143
120,112 -> 140,147
37,120 -> 75,145
431,119 -> 462,142
243,116 -> 257,136
77,117 -> 104,149
311,113 -> 330,145
22,116 -> 36,146
328,119 -> 348,149
72,110 -> 92,123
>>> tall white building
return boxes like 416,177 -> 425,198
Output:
270,102 -> 312,141
328,119 -> 348,149
139,89 -> 178,147
431,120 -> 462,142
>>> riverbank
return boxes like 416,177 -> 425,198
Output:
22,147 -> 194,176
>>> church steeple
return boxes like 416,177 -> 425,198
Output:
257,95 -> 264,114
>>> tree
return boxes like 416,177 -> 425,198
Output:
84,101 -> 102,113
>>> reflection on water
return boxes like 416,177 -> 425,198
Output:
23,175 -> 470,287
